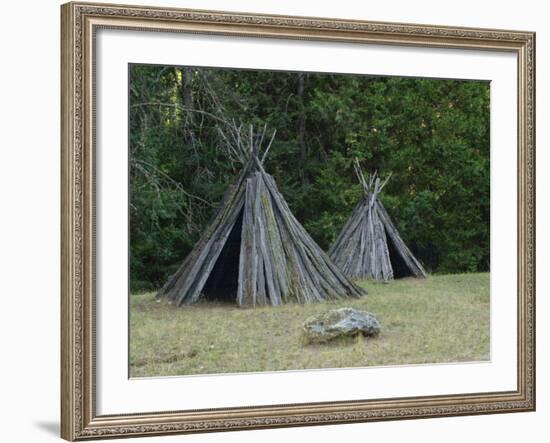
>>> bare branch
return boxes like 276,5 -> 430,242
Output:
130,102 -> 235,129
261,130 -> 277,165
353,158 -> 369,193
133,158 -> 215,208
378,172 -> 393,192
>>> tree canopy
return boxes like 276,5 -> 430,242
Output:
129,64 -> 490,291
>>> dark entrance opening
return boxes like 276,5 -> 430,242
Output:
385,230 -> 411,279
202,210 -> 243,302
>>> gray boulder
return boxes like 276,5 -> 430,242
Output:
302,307 -> 381,344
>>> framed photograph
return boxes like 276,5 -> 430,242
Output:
61,1 -> 535,440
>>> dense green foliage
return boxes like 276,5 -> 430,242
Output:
129,65 -> 490,291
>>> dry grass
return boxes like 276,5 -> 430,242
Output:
130,273 -> 490,377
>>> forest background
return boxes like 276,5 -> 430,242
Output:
129,65 -> 490,291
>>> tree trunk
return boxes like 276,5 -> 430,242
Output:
182,68 -> 193,111
297,72 -> 308,185
179,67 -> 196,145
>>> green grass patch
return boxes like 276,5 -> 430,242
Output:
130,273 -> 490,377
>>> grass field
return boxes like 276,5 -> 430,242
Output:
130,273 -> 490,377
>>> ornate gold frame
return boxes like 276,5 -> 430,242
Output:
61,2 -> 536,440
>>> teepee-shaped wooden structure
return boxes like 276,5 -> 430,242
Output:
329,160 -> 427,281
159,125 -> 365,307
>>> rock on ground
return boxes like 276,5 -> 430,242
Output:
302,307 -> 381,344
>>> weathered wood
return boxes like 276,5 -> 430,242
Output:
159,125 -> 365,306
263,174 -> 362,299
254,177 -> 280,305
243,176 -> 259,306
377,202 -> 427,278
329,163 -> 427,281
261,181 -> 289,300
